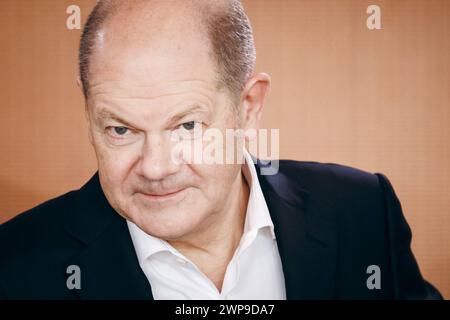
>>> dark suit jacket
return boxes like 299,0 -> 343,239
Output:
0,160 -> 442,299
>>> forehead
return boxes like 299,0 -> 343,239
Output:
88,1 -> 218,97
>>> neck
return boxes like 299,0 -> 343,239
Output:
167,169 -> 250,291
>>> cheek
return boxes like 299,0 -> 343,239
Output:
192,163 -> 240,201
94,143 -> 139,190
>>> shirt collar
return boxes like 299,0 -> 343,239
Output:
241,148 -> 276,239
127,148 -> 276,263
127,220 -> 173,263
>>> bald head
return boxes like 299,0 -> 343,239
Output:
79,0 -> 256,103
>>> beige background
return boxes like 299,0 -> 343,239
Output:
0,0 -> 449,298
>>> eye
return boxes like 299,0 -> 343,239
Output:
172,121 -> 203,141
112,126 -> 129,135
114,127 -> 128,136
181,121 -> 196,131
106,126 -> 131,138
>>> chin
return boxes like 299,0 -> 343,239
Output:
139,222 -> 198,241
132,207 -> 204,241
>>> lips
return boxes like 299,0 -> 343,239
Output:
143,189 -> 183,196
137,188 -> 187,201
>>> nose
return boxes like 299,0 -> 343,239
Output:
135,132 -> 181,181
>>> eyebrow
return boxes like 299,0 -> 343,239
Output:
95,109 -> 137,129
166,104 -> 210,126
95,104 -> 210,129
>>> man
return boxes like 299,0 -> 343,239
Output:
0,0 -> 442,299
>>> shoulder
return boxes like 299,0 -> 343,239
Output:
0,174 -> 101,244
0,190 -> 78,242
274,160 -> 390,223
278,159 -> 383,198
0,189 -> 86,298
0,188 -> 82,271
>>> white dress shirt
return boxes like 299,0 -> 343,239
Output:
127,150 -> 286,299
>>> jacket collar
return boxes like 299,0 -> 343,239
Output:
255,159 -> 337,299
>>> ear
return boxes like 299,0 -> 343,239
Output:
239,73 -> 271,131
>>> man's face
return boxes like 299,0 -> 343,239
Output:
84,9 -> 245,240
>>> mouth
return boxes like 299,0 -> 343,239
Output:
137,188 -> 188,202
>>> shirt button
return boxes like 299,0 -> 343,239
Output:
176,257 -> 187,265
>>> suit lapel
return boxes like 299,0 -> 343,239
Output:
256,161 -> 338,299
64,173 -> 153,300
